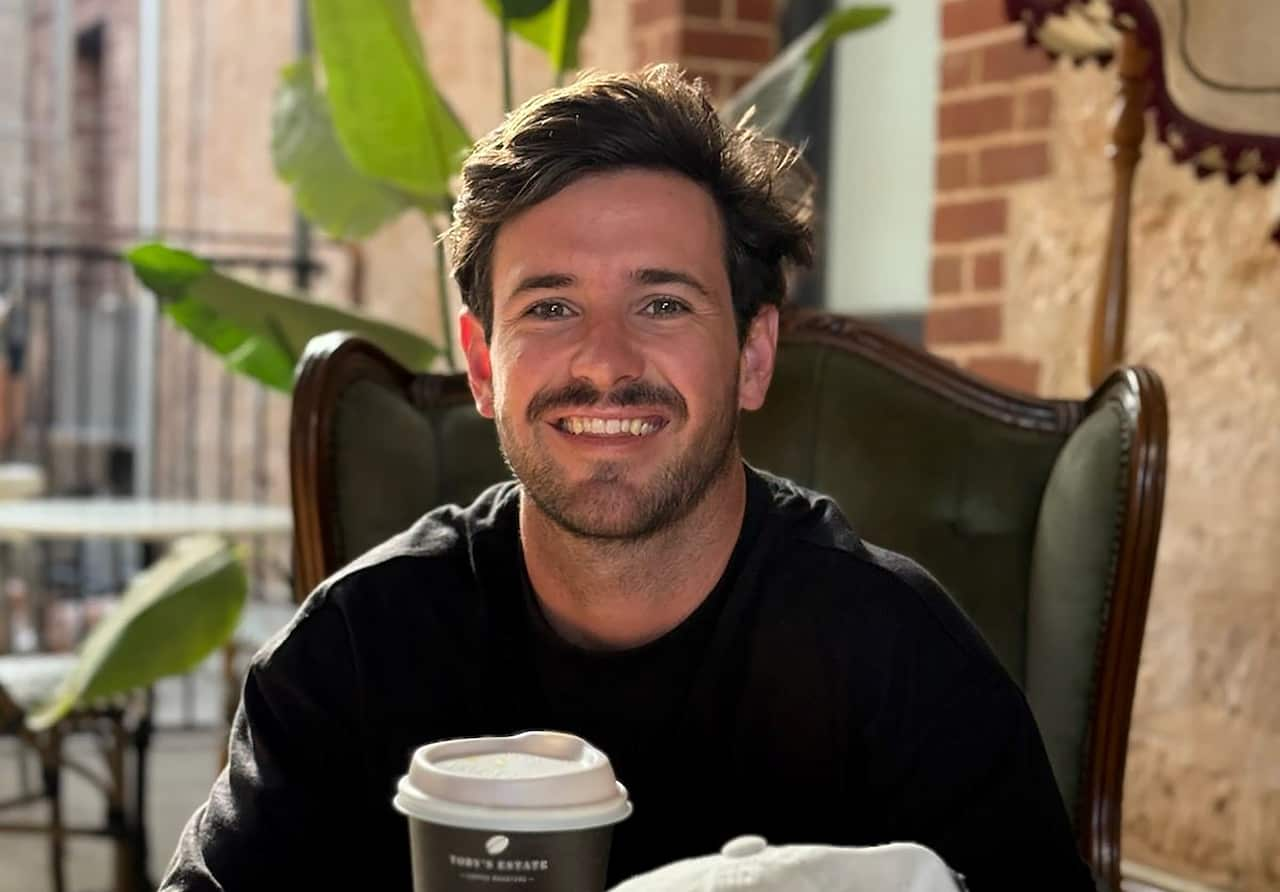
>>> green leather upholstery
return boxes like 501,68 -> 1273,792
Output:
739,341 -> 1131,825
320,334 -> 1139,832
740,342 -> 1067,682
332,380 -> 508,561
1025,404 -> 1129,818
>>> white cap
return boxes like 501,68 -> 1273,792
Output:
608,836 -> 965,892
394,730 -> 632,833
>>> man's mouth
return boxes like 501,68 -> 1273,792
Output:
554,416 -> 666,437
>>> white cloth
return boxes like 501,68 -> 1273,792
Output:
609,836 -> 965,892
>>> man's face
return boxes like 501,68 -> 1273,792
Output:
461,168 -> 777,541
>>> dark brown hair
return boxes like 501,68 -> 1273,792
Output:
446,64 -> 815,342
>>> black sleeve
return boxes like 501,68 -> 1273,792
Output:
872,666 -> 1097,891
852,551 -> 1096,891
157,593 -> 398,891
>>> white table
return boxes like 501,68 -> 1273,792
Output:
0,496 -> 296,650
0,497 -> 294,654
0,498 -> 292,543
0,498 -> 293,891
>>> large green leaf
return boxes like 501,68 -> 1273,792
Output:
484,0 -> 590,73
27,536 -> 247,732
127,243 -> 440,393
308,0 -> 472,200
720,6 -> 891,135
272,61 -> 413,239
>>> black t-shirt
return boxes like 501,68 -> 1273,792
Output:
161,467 -> 1093,891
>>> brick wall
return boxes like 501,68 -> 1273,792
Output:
25,0 -> 138,229
630,0 -> 778,98
927,0 -> 1056,394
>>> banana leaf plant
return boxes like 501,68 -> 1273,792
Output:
26,535 -> 248,731
127,0 -> 889,390
128,242 -> 440,392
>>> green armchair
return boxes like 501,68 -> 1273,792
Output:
289,309 -> 1167,891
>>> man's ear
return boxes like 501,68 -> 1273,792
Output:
460,310 -> 495,419
738,304 -> 778,412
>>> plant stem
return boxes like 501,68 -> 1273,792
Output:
499,12 -> 513,114
430,218 -> 457,370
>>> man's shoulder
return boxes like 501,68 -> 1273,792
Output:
260,480 -> 521,660
325,479 -> 519,589
752,468 -> 999,674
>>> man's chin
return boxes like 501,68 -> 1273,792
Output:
530,481 -> 673,541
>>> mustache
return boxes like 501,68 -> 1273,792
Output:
526,379 -> 688,423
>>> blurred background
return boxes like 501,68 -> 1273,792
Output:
0,0 -> 1276,889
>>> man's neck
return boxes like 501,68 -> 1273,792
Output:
519,463 -> 748,652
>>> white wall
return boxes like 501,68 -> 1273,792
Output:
824,0 -> 938,315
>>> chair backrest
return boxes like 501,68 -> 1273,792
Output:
290,310 -> 1167,891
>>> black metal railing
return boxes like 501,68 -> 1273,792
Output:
0,230 -> 337,726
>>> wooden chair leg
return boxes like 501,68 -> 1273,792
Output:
129,703 -> 154,892
41,729 -> 66,892
106,715 -> 137,892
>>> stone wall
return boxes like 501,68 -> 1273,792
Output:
929,2 -> 1280,888
1011,62 -> 1280,890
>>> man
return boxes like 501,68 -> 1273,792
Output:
162,66 -> 1093,890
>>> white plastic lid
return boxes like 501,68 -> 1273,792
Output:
393,731 -> 633,832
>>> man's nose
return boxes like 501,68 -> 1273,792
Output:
568,315 -> 645,391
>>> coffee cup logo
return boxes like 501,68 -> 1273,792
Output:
485,835 -> 510,856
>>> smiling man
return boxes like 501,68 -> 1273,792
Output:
466,166 -> 773,652
162,67 -> 1093,891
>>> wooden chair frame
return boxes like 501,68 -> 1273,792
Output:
289,310 -> 1168,890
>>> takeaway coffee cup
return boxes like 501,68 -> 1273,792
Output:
393,731 -> 632,891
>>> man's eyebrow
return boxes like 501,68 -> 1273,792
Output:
632,267 -> 710,296
508,273 -> 577,301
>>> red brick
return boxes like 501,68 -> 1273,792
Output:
978,141 -> 1050,185
681,26 -> 773,62
733,0 -> 774,23
966,355 -> 1040,393
980,36 -> 1053,82
1019,86 -> 1055,129
940,51 -> 974,91
933,197 -> 1008,242
729,72 -> 756,93
972,251 -> 1003,290
942,0 -> 1007,38
686,0 -> 723,16
937,94 -> 1014,140
630,33 -> 650,64
932,256 -> 963,294
631,0 -> 683,27
926,304 -> 1003,345
650,26 -> 681,60
936,151 -> 970,191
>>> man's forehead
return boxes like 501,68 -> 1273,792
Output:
488,169 -> 730,298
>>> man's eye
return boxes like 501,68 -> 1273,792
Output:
526,301 -> 574,319
641,298 -> 689,317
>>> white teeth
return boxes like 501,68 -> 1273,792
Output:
560,417 -> 660,437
